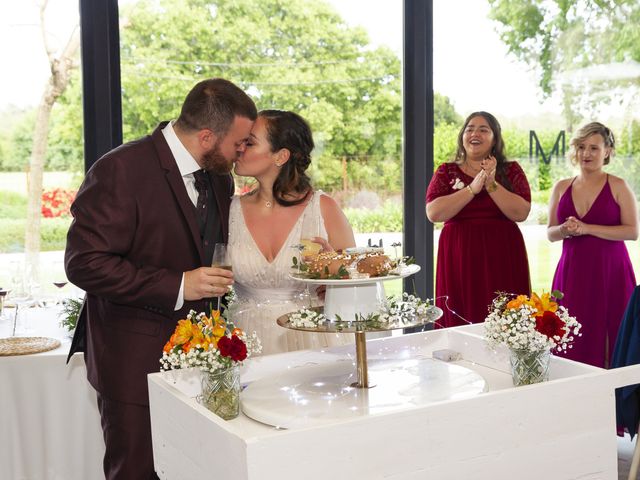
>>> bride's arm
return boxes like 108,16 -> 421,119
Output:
319,194 -> 356,251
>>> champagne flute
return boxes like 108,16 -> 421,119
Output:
299,212 -> 325,306
211,243 -> 231,311
300,213 -> 323,261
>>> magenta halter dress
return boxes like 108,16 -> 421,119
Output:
552,176 -> 636,368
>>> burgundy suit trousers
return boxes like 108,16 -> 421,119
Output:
97,394 -> 160,480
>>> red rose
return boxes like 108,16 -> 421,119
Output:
217,335 -> 247,362
535,311 -> 566,339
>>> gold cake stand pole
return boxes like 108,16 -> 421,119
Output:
354,330 -> 370,388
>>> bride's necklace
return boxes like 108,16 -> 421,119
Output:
251,189 -> 274,208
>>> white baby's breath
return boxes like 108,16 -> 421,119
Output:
484,293 -> 581,353
289,308 -> 326,328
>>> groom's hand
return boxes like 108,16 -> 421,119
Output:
184,267 -> 234,300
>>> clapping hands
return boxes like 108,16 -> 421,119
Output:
468,155 -> 498,194
481,155 -> 497,190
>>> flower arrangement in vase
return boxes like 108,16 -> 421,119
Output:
484,291 -> 581,386
160,308 -> 261,420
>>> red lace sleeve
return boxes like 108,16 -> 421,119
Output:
506,161 -> 531,202
426,163 -> 456,203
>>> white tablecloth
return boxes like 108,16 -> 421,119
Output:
0,307 -> 104,480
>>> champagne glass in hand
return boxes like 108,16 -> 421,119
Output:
300,212 -> 323,260
211,243 -> 231,311
299,213 -> 326,306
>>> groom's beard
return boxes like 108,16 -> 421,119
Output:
202,141 -> 235,175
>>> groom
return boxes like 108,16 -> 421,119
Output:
65,78 -> 256,479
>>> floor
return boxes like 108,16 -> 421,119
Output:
619,433 -> 638,479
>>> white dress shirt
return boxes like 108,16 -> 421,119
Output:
161,121 -> 204,310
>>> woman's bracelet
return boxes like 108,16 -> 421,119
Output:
487,181 -> 498,193
466,185 -> 475,196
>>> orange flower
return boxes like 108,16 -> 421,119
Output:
232,327 -> 244,337
528,292 -> 558,316
506,295 -> 529,310
191,328 -> 206,348
173,319 -> 195,345
163,341 -> 173,353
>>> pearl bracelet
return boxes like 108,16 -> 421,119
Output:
466,185 -> 475,196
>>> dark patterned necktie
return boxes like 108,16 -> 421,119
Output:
193,169 -> 208,236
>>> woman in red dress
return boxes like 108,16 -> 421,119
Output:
426,111 -> 531,327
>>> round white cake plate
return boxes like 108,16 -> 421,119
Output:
241,357 -> 487,429
290,264 -> 421,323
290,263 -> 421,286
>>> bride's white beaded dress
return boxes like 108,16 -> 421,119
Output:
227,191 -> 352,356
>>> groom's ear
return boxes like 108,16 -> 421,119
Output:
197,128 -> 217,149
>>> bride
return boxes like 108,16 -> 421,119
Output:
228,109 -> 355,356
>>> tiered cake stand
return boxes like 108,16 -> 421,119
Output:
240,265 -> 486,429
278,264 -> 440,388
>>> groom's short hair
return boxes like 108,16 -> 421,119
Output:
176,78 -> 257,137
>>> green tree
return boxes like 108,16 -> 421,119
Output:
112,0 -> 402,194
434,93 -> 462,127
488,1 -> 640,94
487,0 -> 640,127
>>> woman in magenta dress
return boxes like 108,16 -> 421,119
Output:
426,111 -> 531,328
548,122 -> 638,368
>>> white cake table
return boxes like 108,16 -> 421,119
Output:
148,324 -> 640,480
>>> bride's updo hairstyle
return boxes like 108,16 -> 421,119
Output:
260,109 -> 313,207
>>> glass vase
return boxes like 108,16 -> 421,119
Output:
509,348 -> 551,386
199,365 -> 240,420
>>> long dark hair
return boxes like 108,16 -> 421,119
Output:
454,111 -> 512,191
260,110 -> 313,206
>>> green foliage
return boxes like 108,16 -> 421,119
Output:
0,191 -> 27,219
434,93 -> 462,127
344,201 -> 402,233
59,297 -> 83,332
488,0 -> 640,127
3,111 -> 36,172
434,122 -> 460,167
48,80 -> 84,172
0,218 -> 71,253
537,161 -> 552,191
115,0 -> 403,194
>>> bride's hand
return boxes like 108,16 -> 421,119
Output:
312,236 -> 333,252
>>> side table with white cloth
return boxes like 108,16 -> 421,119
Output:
0,306 -> 104,480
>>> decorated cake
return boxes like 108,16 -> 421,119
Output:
305,249 -> 393,279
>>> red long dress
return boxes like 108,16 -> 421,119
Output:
426,162 -> 531,328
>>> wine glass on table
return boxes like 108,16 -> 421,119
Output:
52,261 -> 69,306
211,243 -> 231,311
8,272 -> 35,337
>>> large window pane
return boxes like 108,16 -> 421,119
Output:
0,2 -> 83,299
118,0 -> 403,293
433,0 -> 639,297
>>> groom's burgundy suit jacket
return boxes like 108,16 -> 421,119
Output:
65,122 -> 233,406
